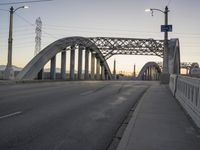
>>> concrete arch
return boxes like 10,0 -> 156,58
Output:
137,62 -> 161,80
189,63 -> 199,75
16,36 -> 112,80
168,39 -> 180,74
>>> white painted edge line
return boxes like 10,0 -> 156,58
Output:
0,111 -> 22,120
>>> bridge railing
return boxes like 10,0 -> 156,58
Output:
169,75 -> 200,127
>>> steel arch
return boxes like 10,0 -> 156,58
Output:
89,37 -> 164,59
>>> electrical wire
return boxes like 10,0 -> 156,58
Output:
167,0 -> 172,6
0,8 -> 8,12
15,13 -> 58,39
0,0 -> 54,5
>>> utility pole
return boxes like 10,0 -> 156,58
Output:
145,6 -> 171,84
161,6 -> 170,83
4,7 -> 14,80
4,6 -> 28,80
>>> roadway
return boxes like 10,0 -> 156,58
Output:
0,81 -> 154,150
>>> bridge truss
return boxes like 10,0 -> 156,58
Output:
89,37 -> 164,60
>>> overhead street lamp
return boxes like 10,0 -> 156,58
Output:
145,6 -> 171,84
4,6 -> 29,80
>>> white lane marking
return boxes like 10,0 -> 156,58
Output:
0,111 -> 22,120
110,96 -> 127,105
80,90 -> 94,95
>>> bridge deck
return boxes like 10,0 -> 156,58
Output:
117,84 -> 200,150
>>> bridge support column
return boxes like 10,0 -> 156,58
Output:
96,57 -> 100,80
149,67 -> 152,80
148,67 -> 150,80
105,72 -> 108,80
70,46 -> 75,80
91,52 -> 95,80
61,51 -> 66,80
84,48 -> 89,80
101,65 -> 105,80
50,55 -> 56,80
37,68 -> 43,80
144,70 -> 147,80
78,46 -> 83,80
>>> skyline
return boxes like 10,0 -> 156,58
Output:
0,0 -> 200,73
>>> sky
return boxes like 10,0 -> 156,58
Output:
0,0 -> 200,75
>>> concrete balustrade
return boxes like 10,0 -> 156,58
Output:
169,75 -> 200,127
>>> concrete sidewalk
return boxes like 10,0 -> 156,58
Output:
117,84 -> 200,150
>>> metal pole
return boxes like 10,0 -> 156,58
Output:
161,6 -> 170,84
4,7 -> 14,79
163,6 -> 169,73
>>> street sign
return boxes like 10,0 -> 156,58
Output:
161,25 -> 172,32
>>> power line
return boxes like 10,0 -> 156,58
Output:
167,0 -> 172,6
15,13 -> 34,26
15,13 -> 58,39
0,8 -> 8,11
0,0 -> 54,5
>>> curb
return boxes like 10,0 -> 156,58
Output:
116,85 -> 152,150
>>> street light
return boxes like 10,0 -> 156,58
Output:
4,6 -> 29,80
145,6 -> 170,84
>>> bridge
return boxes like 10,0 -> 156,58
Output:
1,36 -> 200,150
16,37 -> 180,82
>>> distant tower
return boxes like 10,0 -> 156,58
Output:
133,64 -> 136,77
113,59 -> 116,79
35,17 -> 42,56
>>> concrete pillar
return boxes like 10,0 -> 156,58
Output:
146,68 -> 148,80
96,57 -> 100,80
50,55 -> 56,80
113,59 -> 116,80
37,68 -> 43,80
101,64 -> 105,80
149,67 -> 152,80
84,48 -> 89,80
70,45 -> 75,80
105,72 -> 108,80
144,70 -> 147,80
78,46 -> 83,80
61,51 -> 66,80
91,52 -> 95,80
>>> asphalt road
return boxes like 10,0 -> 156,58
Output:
0,81 -> 154,150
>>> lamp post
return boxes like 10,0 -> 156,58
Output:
4,6 -> 29,80
145,6 -> 170,84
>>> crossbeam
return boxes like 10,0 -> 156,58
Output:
89,37 -> 164,60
